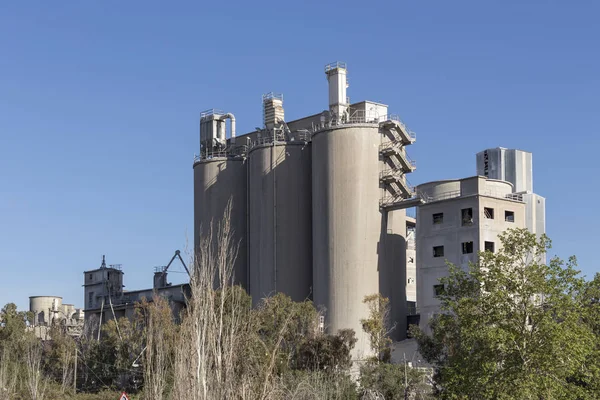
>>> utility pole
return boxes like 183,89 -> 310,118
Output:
404,352 -> 409,400
73,348 -> 77,393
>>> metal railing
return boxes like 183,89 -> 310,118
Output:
194,151 -> 229,163
325,61 -> 347,72
346,109 -> 381,124
262,92 -> 283,102
419,189 -> 525,204
200,109 -> 225,119
379,114 -> 417,141
380,169 -> 405,181
505,193 -> 524,201
379,142 -> 417,169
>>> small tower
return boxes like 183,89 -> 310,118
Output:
83,255 -> 124,315
325,61 -> 349,122
262,92 -> 285,131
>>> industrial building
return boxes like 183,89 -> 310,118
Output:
29,295 -> 84,338
83,253 -> 190,328
193,62 -> 419,358
416,148 -> 546,332
476,148 -> 546,245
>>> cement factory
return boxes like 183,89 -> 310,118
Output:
193,62 -> 421,358
192,61 -> 545,358
68,61 -> 544,361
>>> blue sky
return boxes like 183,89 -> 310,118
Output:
1,1 -> 598,310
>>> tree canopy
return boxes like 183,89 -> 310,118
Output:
413,228 -> 600,399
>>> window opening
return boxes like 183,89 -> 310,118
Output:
462,241 -> 474,254
505,210 -> 515,222
485,241 -> 495,253
433,246 -> 444,257
484,207 -> 494,219
433,213 -> 444,224
434,284 -> 445,297
461,208 -> 473,226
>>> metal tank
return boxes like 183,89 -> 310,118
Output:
193,157 -> 248,288
248,141 -> 312,304
29,296 -> 63,325
311,124 -> 381,359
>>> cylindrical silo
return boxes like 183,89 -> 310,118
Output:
62,304 -> 75,320
29,296 -> 63,325
193,157 -> 248,288
248,142 -> 312,304
311,124 -> 381,359
378,209 -> 408,342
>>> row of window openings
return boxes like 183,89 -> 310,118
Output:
432,208 -> 515,225
433,241 -> 495,257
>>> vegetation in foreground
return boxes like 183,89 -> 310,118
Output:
1,204 -> 429,400
412,228 -> 600,399
4,214 -> 599,399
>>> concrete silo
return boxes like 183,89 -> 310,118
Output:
29,296 -> 63,325
312,123 -> 382,358
248,140 -> 312,304
193,110 -> 248,288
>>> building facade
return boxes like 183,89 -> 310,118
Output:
83,256 -> 189,330
416,176 -> 527,332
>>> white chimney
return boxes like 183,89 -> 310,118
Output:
325,61 -> 349,123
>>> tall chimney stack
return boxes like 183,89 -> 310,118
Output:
325,61 -> 349,123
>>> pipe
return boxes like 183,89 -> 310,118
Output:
223,113 -> 236,144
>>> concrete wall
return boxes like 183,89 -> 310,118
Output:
248,142 -> 313,304
193,158 -> 248,288
416,177 -> 527,333
311,124 -> 381,359
83,267 -> 123,310
30,296 -> 62,325
379,209 -> 408,341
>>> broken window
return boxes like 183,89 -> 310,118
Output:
484,207 -> 494,219
433,212 -> 444,224
505,210 -> 515,222
461,208 -> 473,226
434,284 -> 445,297
433,246 -> 444,257
462,241 -> 474,254
485,241 -> 495,253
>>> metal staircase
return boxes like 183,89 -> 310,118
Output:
379,116 -> 421,210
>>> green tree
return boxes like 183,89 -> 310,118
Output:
0,303 -> 28,346
412,228 -> 597,399
361,293 -> 394,363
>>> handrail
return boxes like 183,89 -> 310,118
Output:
200,109 -> 225,118
262,92 -> 283,102
194,151 -> 229,162
419,189 -> 525,204
325,61 -> 347,72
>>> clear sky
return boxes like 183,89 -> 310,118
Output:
1,1 -> 598,310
